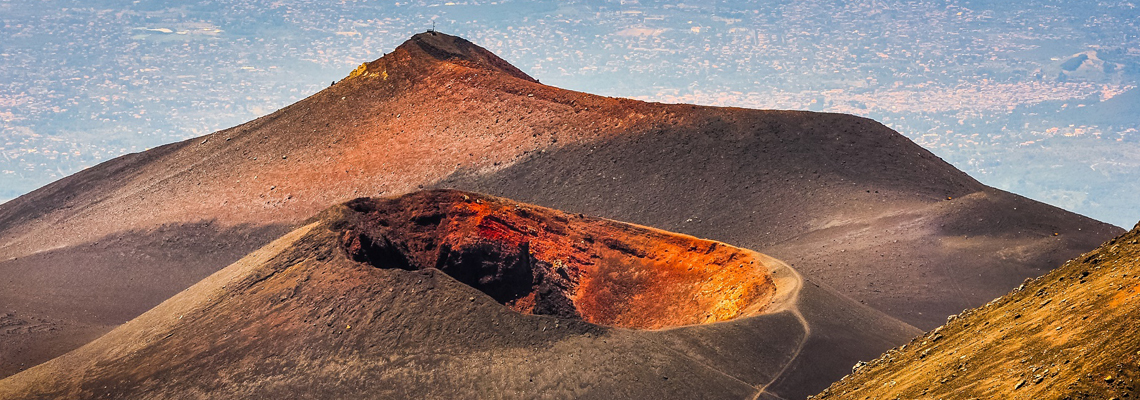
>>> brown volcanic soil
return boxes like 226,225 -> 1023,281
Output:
0,190 -> 917,400
0,31 -> 1120,378
441,116 -> 1123,331
813,221 -> 1140,400
0,222 -> 285,378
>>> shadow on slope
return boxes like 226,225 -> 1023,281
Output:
0,221 -> 289,378
0,190 -> 917,400
439,111 -> 1122,329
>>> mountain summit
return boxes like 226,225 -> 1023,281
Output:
348,31 -> 537,82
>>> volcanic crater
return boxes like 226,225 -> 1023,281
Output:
337,189 -> 779,329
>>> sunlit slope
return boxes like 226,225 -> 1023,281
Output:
814,221 -> 1140,399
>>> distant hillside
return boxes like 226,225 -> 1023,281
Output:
1036,50 -> 1125,82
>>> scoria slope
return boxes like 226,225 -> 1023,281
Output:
0,31 -> 1121,378
441,110 -> 1122,329
0,190 -> 917,400
812,221 -> 1140,399
0,31 -> 645,377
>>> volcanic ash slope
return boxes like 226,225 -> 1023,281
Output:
0,31 -> 1120,378
0,190 -> 916,400
813,221 -> 1140,399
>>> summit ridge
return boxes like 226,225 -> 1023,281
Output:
347,31 -> 537,83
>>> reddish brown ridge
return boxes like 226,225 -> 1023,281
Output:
339,190 -> 777,329
0,31 -> 648,257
